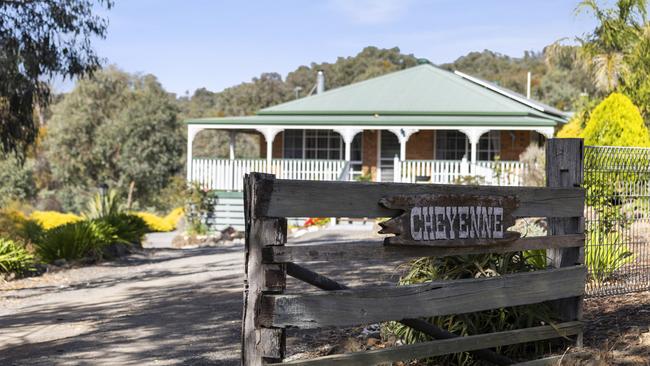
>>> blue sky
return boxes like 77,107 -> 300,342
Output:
59,0 -> 598,96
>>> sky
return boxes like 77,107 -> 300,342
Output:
57,0 -> 599,96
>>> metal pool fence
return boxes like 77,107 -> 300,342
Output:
584,145 -> 650,296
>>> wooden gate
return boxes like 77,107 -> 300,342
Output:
242,139 -> 586,365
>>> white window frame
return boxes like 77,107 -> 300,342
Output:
478,130 -> 501,161
282,129 -> 345,160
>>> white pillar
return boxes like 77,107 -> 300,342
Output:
186,125 -> 203,183
260,128 -> 282,169
229,130 -> 236,160
389,128 -> 419,162
266,137 -> 273,165
460,128 -> 489,174
393,155 -> 401,182
470,140 -> 478,166
334,128 -> 361,181
344,139 -> 352,162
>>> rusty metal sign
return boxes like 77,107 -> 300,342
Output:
379,194 -> 520,246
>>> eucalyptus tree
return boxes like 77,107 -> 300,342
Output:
45,68 -> 184,212
0,0 -> 112,157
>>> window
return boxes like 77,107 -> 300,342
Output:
380,131 -> 400,182
478,131 -> 501,161
435,130 -> 468,160
283,130 -> 303,159
282,129 -> 343,159
350,133 -> 363,178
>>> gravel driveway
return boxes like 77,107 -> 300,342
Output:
0,225 -> 385,365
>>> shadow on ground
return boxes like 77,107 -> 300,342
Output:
0,229 -> 404,365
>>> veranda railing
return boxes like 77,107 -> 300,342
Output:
190,158 -> 348,191
191,158 -> 528,191
394,157 -> 527,186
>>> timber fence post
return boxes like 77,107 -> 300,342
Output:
546,138 -> 585,346
242,173 -> 287,365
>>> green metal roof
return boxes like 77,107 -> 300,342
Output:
185,114 -> 558,127
186,64 -> 567,127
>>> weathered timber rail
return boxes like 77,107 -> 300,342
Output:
241,138 -> 586,366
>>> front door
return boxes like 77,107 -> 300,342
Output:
379,131 -> 400,182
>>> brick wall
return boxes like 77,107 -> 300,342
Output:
406,130 -> 435,160
499,130 -> 531,160
259,131 -> 284,159
361,130 -> 378,180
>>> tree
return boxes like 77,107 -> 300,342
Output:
581,92 -> 650,146
621,24 -> 650,119
576,0 -> 647,92
0,154 -> 36,206
441,48 -> 592,111
0,0 -> 112,156
45,67 -> 183,212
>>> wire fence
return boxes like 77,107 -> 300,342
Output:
584,145 -> 650,296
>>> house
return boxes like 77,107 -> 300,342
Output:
186,63 -> 567,191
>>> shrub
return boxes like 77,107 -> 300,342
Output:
163,207 -> 184,228
557,95 -> 599,139
0,207 -> 45,245
0,207 -> 30,240
30,211 -> 83,230
556,117 -> 583,138
384,253 -> 558,365
134,212 -> 175,232
98,213 -> 148,246
0,238 -> 34,274
35,221 -> 117,263
518,144 -> 545,187
185,184 -> 218,233
581,93 -> 650,147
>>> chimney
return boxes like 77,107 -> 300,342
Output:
316,70 -> 325,94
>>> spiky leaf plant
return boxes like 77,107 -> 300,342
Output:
35,221 -> 118,263
0,238 -> 34,274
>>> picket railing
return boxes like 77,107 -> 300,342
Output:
394,158 -> 470,184
475,160 -> 528,186
190,158 -> 348,190
191,158 -> 528,191
394,157 -> 527,186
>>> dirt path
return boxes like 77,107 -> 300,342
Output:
0,226 -> 384,366
1,243 -> 245,365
